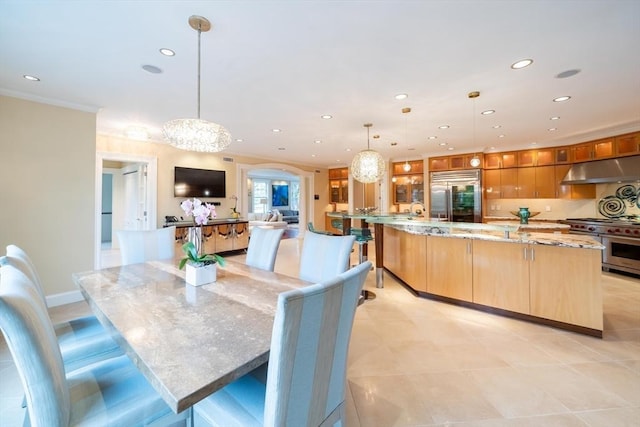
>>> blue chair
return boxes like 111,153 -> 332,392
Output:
116,226 -> 176,266
245,227 -> 285,272
193,261 -> 372,427
3,245 -> 122,373
0,265 -> 187,427
298,231 -> 356,283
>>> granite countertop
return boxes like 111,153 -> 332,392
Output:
364,217 -> 603,250
486,220 -> 570,230
483,216 -> 565,222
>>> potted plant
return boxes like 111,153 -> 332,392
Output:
180,241 -> 225,286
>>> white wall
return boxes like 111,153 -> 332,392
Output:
0,95 -> 96,297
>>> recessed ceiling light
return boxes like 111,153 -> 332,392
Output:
345,148 -> 351,152
395,93 -> 408,100
489,146 -> 496,150
408,148 -> 415,151
550,116 -> 560,120
336,159 -> 341,162
272,128 -> 281,132
23,74 -> 40,81
390,142 -> 398,146
278,147 -> 285,150
235,138 -> 243,142
321,115 -> 332,119
481,110 -> 495,115
553,96 -> 571,102
142,65 -> 162,74
428,136 -> 438,140
438,125 -> 450,129
311,154 -> 316,157
314,140 -> 321,144
439,142 -> 447,146
499,134 -> 505,138
159,48 -> 175,56
492,125 -> 502,129
511,59 -> 533,69
531,142 -> 538,146
548,128 -> 557,131
447,147 -> 454,151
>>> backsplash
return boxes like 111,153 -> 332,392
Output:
596,183 -> 640,218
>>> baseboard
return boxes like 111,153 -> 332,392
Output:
46,290 -> 84,307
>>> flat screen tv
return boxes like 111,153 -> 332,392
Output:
174,166 -> 226,198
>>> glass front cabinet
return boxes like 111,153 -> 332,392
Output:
329,167 -> 349,203
391,160 -> 424,204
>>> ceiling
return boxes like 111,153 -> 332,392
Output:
2,1 -> 639,169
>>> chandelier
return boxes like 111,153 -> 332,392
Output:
163,15 -> 231,153
351,123 -> 386,183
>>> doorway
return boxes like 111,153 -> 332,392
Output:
94,152 -> 158,269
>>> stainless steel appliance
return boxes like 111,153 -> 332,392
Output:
560,217 -> 640,276
430,170 -> 481,222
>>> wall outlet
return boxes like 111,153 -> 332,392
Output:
491,204 -> 496,211
496,205 -> 501,210
545,205 -> 552,212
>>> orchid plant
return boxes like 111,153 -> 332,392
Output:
179,198 -> 225,269
230,195 -> 238,214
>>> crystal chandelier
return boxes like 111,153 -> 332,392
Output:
351,123 -> 386,183
163,15 -> 231,153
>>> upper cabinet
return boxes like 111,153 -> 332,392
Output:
328,167 -> 348,203
392,160 -> 424,204
483,152 -> 517,169
615,132 -> 640,156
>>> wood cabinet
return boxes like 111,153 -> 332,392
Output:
615,132 -> 640,156
484,152 -> 517,169
572,142 -> 594,162
329,167 -> 348,203
429,156 -> 449,171
500,168 -> 518,198
175,221 -> 249,255
517,166 -> 556,198
518,148 -> 556,167
392,160 -> 424,204
555,164 -> 596,199
426,236 -> 473,301
383,226 -> 427,291
483,169 -> 501,199
593,138 -> 616,159
472,240 -> 530,314
555,146 -> 572,164
529,245 -> 603,330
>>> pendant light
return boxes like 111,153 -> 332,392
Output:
469,91 -> 481,168
351,123 -> 386,183
163,15 -> 232,153
402,107 -> 412,172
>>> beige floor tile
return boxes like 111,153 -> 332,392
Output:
521,333 -> 611,364
449,413 -> 589,427
570,361 -> 640,406
437,341 -> 510,370
516,364 -> 631,411
574,407 -> 640,427
474,335 -> 562,367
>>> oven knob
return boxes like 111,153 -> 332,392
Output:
607,229 -> 613,233
588,226 -> 595,232
634,230 -> 639,235
624,229 -> 630,234
615,228 -> 621,233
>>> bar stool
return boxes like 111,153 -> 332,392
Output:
350,227 -> 376,301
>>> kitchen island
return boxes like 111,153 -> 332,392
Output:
364,217 -> 605,337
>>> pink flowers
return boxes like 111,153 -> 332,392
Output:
180,198 -> 216,226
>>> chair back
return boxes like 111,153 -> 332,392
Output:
299,232 -> 355,283
116,226 -> 175,265
264,261 -> 372,426
5,244 -> 46,300
246,227 -> 285,272
0,265 -> 71,426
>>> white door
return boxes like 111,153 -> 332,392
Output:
122,163 -> 148,230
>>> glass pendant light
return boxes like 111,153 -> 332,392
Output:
163,15 -> 231,153
351,123 -> 386,183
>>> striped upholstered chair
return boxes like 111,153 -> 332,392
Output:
298,231 -> 356,283
0,264 -> 187,427
193,260 -> 372,427
3,245 -> 122,373
245,227 -> 285,272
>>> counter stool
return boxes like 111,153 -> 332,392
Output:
350,227 -> 376,301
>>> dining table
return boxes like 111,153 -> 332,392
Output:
73,259 -> 309,414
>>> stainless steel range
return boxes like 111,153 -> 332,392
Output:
560,217 -> 640,276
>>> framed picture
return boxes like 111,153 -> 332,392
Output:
271,184 -> 289,207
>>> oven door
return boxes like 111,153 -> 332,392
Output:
602,235 -> 640,275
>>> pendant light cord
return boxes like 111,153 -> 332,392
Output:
197,24 -> 202,120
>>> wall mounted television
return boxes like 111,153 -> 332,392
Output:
174,166 -> 226,198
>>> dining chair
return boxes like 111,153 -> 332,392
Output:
116,225 -> 176,265
193,260 -> 372,427
0,265 -> 188,427
298,231 -> 356,283
3,245 -> 122,373
307,222 -> 332,235
245,227 -> 285,272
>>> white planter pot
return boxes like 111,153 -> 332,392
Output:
185,263 -> 216,286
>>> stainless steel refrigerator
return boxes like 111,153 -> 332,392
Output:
430,170 -> 482,222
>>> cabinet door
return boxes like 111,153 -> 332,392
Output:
518,150 -> 536,167
429,157 -> 449,171
535,148 -> 556,166
234,222 -> 249,250
555,165 -> 596,199
534,165 -> 556,198
472,240 -> 530,314
215,224 -> 235,252
500,168 -> 518,198
593,138 -> 615,159
615,132 -> 640,156
202,225 -> 216,254
517,167 -> 536,198
573,143 -> 593,162
340,179 -> 349,203
330,180 -> 340,203
483,153 -> 502,169
529,245 -> 603,330
383,227 -> 427,291
501,152 -> 518,168
555,146 -> 571,164
484,170 -> 501,199
427,236 -> 473,301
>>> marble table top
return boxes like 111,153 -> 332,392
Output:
73,259 -> 309,413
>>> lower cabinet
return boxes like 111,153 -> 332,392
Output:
174,222 -> 249,255
383,227 -> 427,292
426,236 -> 473,301
472,240 -> 530,314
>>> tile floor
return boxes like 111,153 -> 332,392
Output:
1,237 -> 639,426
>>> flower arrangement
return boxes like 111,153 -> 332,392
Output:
178,198 -> 225,270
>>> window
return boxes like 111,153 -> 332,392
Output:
252,180 -> 269,213
290,181 -> 300,210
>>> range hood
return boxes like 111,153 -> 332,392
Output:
561,155 -> 640,184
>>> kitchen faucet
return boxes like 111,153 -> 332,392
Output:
409,202 -> 426,216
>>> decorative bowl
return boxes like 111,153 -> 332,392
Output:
510,210 -> 540,219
